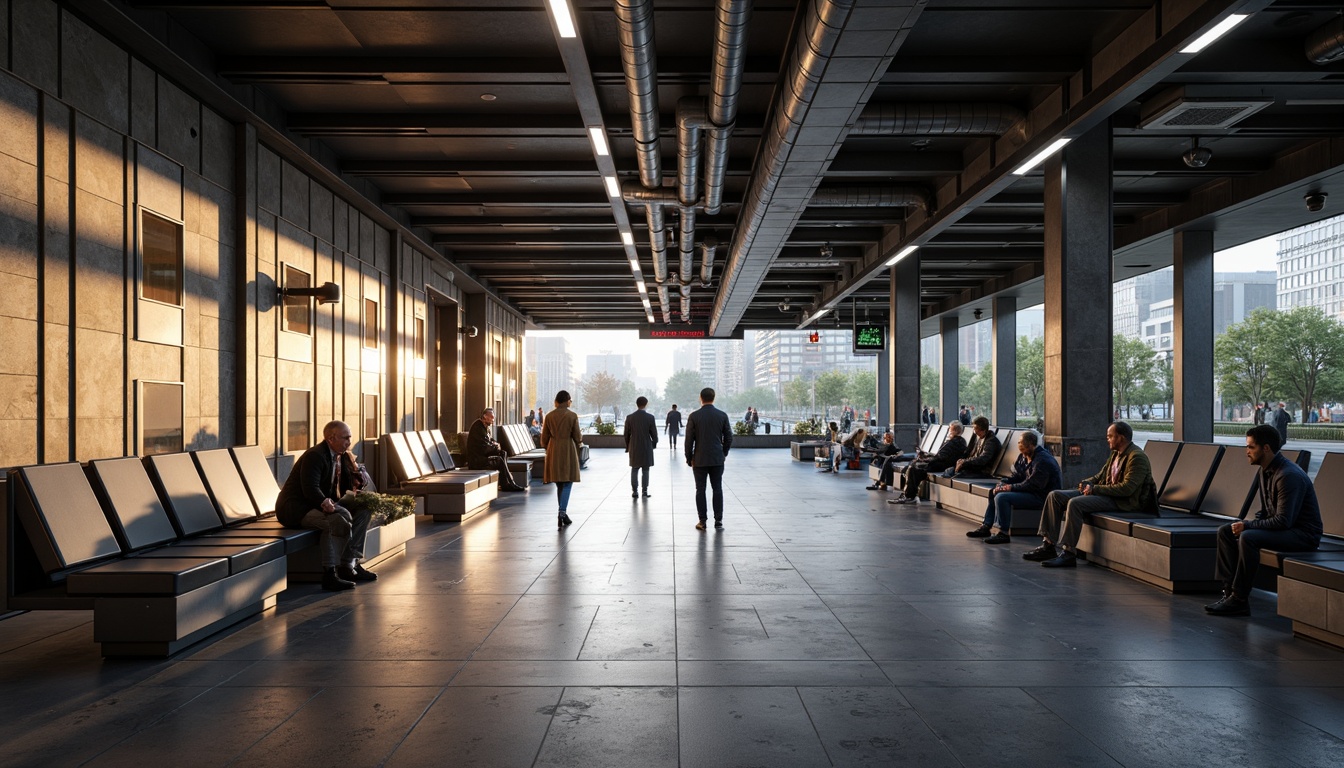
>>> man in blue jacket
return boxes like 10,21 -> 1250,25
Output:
966,430 -> 1061,544
1207,424 -> 1323,616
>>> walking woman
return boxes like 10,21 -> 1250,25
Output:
541,389 -> 582,527
665,404 -> 683,450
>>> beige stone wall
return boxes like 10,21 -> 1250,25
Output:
0,0 -> 523,469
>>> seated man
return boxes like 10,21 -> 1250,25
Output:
889,422 -> 966,505
1206,424 -> 1323,617
467,408 -> 527,491
827,428 -> 867,472
276,420 -> 377,591
966,430 -> 1061,544
1025,421 -> 1156,568
865,432 -> 901,491
945,416 -> 1000,478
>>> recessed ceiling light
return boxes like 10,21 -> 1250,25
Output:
621,232 -> 634,246
604,175 -> 621,197
546,0 -> 577,38
636,280 -> 647,294
629,258 -> 639,269
480,93 -> 497,101
1180,14 -> 1249,54
1012,138 -> 1071,175
885,245 -> 918,267
588,127 -> 610,157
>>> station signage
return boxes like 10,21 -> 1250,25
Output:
639,326 -> 744,340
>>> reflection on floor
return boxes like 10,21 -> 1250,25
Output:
3,448 -> 1343,767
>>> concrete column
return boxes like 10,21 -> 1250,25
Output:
940,315 -> 959,427
992,296 -> 1017,426
1043,122 -> 1114,485
1173,230 -> 1214,442
876,347 -> 890,427
464,294 -> 488,427
889,254 -> 920,449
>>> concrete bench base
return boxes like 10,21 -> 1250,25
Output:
286,514 -> 417,581
424,483 -> 498,522
1077,526 -> 1220,593
1279,576 -> 1344,651
791,442 -> 822,461
927,483 -> 1043,536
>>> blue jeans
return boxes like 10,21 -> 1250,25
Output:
982,490 -> 1044,531
693,465 -> 725,521
556,481 -> 573,512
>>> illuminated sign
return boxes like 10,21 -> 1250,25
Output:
808,330 -> 820,344
639,326 -> 744,340
853,324 -> 885,354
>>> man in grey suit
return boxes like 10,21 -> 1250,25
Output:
685,387 -> 733,530
624,396 -> 659,498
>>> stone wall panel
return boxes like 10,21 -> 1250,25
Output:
10,0 -> 58,96
73,327 -> 123,420
0,417 -> 38,466
60,12 -> 128,134
200,107 -> 234,191
155,76 -> 200,173
0,192 -> 39,279
280,160 -> 309,230
74,115 -> 124,203
129,59 -> 155,145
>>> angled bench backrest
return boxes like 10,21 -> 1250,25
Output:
1158,442 -> 1222,514
1142,440 -> 1181,496
429,429 -> 456,467
404,431 -> 438,475
992,430 -> 1022,478
382,432 -> 424,483
193,449 -> 260,524
921,425 -> 947,454
10,463 -> 121,576
1195,445 -> 1260,520
145,453 -> 225,536
498,425 -> 521,456
1311,452 -> 1344,538
417,431 -> 448,472
231,445 -> 282,515
87,458 -> 179,550
1280,449 -> 1311,472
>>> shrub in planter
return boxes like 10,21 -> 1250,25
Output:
341,491 -> 417,527
734,420 -> 755,436
793,417 -> 823,435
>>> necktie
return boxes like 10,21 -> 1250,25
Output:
333,456 -> 342,496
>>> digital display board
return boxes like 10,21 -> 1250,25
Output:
639,326 -> 744,340
853,324 -> 885,354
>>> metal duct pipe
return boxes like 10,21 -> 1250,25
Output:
700,235 -> 719,286
645,204 -> 669,284
810,185 -> 931,212
678,208 -> 697,321
704,0 -> 752,215
677,97 -> 709,207
614,0 -> 662,187
851,103 -> 1024,136
1306,15 -> 1344,65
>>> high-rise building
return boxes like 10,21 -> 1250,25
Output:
1114,268 -> 1173,339
671,342 -> 699,374
585,353 -> 633,380
753,329 -> 874,404
699,340 -> 744,398
1213,271 -> 1276,335
526,336 -> 573,411
1276,213 -> 1344,318
1141,298 -> 1174,362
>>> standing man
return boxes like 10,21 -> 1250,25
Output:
685,387 -> 733,531
665,404 -> 683,450
1271,401 -> 1292,447
467,408 -> 527,491
624,396 -> 658,498
276,420 -> 377,591
1253,402 -> 1265,426
1206,424 -> 1322,616
1024,421 -> 1157,568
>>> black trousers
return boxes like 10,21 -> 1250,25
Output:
1215,524 -> 1318,597
481,455 -> 524,490
693,465 -> 725,521
630,466 -> 649,491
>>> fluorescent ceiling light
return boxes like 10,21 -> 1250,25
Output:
547,0 -> 577,38
629,258 -> 639,270
1180,14 -> 1249,54
621,231 -> 634,246
1012,138 -> 1071,176
636,280 -> 647,294
588,127 -> 610,157
604,175 -> 620,197
885,245 -> 918,267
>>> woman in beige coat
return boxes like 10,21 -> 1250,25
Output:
541,389 -> 582,527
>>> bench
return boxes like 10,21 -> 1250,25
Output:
1275,451 -> 1344,649
460,428 -> 533,488
927,429 -> 1053,535
381,431 -> 498,522
499,423 -> 588,472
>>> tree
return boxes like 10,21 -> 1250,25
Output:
617,379 -> 639,412
1016,336 -> 1045,417
1113,334 -> 1156,418
579,371 -> 621,418
846,370 -> 878,412
814,370 -> 850,415
1267,306 -> 1344,417
726,385 -> 777,415
1214,307 -> 1275,411
783,377 -> 812,411
663,369 -> 705,411
965,363 -> 993,421
920,364 -> 939,413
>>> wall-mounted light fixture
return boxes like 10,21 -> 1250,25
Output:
458,325 -> 480,338
278,282 -> 341,305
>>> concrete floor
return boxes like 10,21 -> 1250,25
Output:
3,447 -> 1344,767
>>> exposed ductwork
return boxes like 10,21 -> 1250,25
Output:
810,185 -> 931,212
679,207 -> 697,321
850,103 -> 1024,136
1306,15 -> 1344,65
700,234 -> 719,286
614,0 -> 662,188
704,0 -> 752,215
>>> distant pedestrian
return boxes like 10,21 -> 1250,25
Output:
1271,401 -> 1292,446
750,407 -> 760,431
1253,402 -> 1265,425
685,387 -> 733,531
665,404 -> 683,449
542,390 -> 582,528
624,396 -> 658,498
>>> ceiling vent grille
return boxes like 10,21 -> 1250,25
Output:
1138,91 -> 1272,131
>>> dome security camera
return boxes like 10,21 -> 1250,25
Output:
1305,192 -> 1328,213
1182,146 -> 1213,168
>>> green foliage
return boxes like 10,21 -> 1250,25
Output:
814,370 -> 849,411
783,377 -> 812,409
1266,306 -> 1344,415
726,385 -> 779,415
964,363 -> 993,421
580,371 -> 621,416
595,420 -> 617,436
846,370 -> 878,411
1215,307 -> 1275,408
1113,334 -> 1157,417
1016,335 -> 1045,417
341,492 -> 417,527
920,364 -> 939,413
793,417 -> 823,435
617,379 -> 639,411
663,369 -> 705,411
733,420 -> 755,436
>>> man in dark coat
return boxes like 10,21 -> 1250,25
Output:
948,416 -> 1000,479
685,387 -> 733,530
275,420 -> 376,591
624,396 -> 658,498
889,422 -> 966,505
1271,401 -> 1292,447
966,430 -> 1062,544
467,408 -> 526,491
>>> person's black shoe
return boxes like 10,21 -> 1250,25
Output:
1022,543 -> 1057,561
1041,552 -> 1077,568
714,521 -> 723,530
322,568 -> 355,591
642,491 -> 651,498
558,513 -> 573,528
1205,595 -> 1250,616
338,564 -> 377,583
966,526 -> 992,538
632,491 -> 639,498
984,533 -> 1012,545
1203,590 -> 1233,612
865,484 -> 883,491
695,520 -> 707,531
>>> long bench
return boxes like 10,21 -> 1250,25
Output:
459,427 -> 534,487
381,431 -> 498,522
925,429 -> 1050,534
868,424 -> 946,484
1274,452 -> 1344,649
498,423 -> 589,473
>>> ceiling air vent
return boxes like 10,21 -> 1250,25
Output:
1137,88 -> 1272,130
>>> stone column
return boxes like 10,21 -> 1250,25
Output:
876,347 -> 890,427
463,293 -> 489,427
992,296 -> 1017,426
1173,230 -> 1214,442
889,254 -> 920,449
1043,123 -> 1114,485
940,315 -> 959,427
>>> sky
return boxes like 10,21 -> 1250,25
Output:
527,234 -> 1283,391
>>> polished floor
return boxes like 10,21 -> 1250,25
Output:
3,447 -> 1344,767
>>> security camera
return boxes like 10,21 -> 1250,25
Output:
778,299 -> 792,312
1305,192 -> 1328,213
1181,146 -> 1212,169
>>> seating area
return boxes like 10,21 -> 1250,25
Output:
2,446 -> 414,657
924,428 -> 1045,534
498,422 -> 590,474
379,430 -> 500,522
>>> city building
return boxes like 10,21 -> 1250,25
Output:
585,353 -> 633,380
699,339 -> 744,399
1214,271 -> 1277,335
1141,298 -> 1175,362
1276,213 -> 1344,318
527,336 -> 574,411
1114,268 -> 1174,339
752,329 -> 873,405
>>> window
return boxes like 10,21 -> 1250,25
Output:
141,212 -> 183,306
415,317 -> 425,360
140,381 -> 183,455
284,389 -> 312,452
364,298 -> 378,348
363,394 -> 379,440
414,396 -> 425,430
282,265 -> 312,335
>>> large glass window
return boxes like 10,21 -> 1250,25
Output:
284,389 -> 311,452
363,393 -> 380,440
140,381 -> 183,455
283,265 -> 312,335
141,212 -> 183,306
415,317 -> 425,360
364,298 -> 379,348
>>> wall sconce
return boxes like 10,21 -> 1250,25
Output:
278,282 -> 341,304
459,325 -> 480,338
